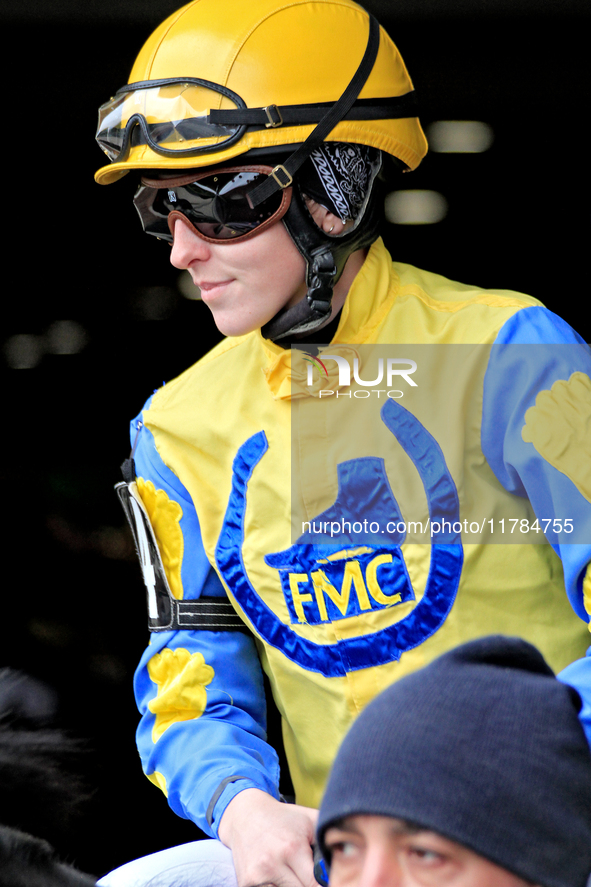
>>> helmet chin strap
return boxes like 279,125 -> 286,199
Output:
261,157 -> 384,342
256,12 -> 384,342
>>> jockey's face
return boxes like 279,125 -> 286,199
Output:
169,213 -> 307,337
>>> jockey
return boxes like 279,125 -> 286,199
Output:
94,1 -> 591,885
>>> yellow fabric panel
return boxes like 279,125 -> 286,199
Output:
141,238 -> 589,807
271,540 -> 589,808
260,240 -> 544,400
148,648 -> 214,743
136,476 -> 185,600
521,372 -> 591,504
147,770 -> 168,796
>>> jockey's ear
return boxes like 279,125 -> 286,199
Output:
303,195 -> 351,236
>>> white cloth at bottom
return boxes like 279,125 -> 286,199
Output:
97,839 -> 237,887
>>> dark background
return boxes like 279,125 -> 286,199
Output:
1,0 -> 589,877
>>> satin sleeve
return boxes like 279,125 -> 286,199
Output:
482,306 -> 591,743
128,405 -> 281,837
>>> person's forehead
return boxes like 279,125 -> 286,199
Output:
330,814 -> 424,836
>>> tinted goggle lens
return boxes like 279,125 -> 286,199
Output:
134,167 -> 291,244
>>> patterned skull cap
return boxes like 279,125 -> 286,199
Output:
298,143 -> 381,222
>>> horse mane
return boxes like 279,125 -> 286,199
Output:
0,669 -> 96,886
0,825 -> 96,887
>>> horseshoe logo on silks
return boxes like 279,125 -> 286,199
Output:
215,399 -> 464,678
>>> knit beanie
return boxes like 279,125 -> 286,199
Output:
317,636 -> 591,887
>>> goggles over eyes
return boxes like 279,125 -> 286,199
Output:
133,165 -> 292,244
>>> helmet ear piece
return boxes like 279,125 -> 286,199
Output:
261,185 -> 334,341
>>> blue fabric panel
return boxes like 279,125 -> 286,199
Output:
129,402 -> 278,836
297,457 -> 406,545
134,628 -> 279,836
271,455 -> 413,625
216,400 -> 463,675
269,543 -> 414,626
380,398 -> 461,543
558,650 -> 591,750
482,307 -> 591,618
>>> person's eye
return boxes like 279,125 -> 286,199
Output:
407,846 -> 446,866
328,840 -> 358,860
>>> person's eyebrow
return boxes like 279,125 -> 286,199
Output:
327,818 -> 362,836
389,820 -> 424,836
328,818 -> 425,837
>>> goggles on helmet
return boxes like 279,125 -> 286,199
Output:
97,78 -> 248,162
96,15 -> 419,206
96,74 -> 417,166
133,165 -> 292,244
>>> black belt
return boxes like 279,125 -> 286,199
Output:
172,596 -> 246,631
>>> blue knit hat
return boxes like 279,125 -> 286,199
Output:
317,636 -> 591,887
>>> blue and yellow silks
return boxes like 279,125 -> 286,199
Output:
131,238 -> 591,836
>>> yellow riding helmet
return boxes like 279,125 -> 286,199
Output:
94,0 -> 428,185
